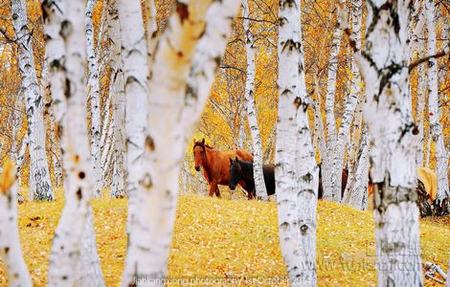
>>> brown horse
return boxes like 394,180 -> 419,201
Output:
193,138 -> 253,197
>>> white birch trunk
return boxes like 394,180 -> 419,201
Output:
342,125 -> 369,210
335,0 -> 361,203
12,0 -> 53,200
47,1 -> 104,285
43,0 -> 66,188
117,0 -> 149,258
447,259 -> 450,287
242,0 -> 267,200
0,161 -> 32,287
425,0 -> 450,212
322,0 -> 345,202
276,0 -> 319,284
120,0 -> 241,284
86,0 -> 103,196
108,0 -> 126,199
359,0 -> 423,285
145,0 -> 158,77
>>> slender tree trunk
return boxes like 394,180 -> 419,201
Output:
335,0 -> 361,203
86,0 -> 103,196
359,0 -> 423,285
447,259 -> 450,287
242,0 -> 267,200
120,0 -> 241,284
47,1 -> 104,285
43,0 -> 66,188
117,0 -> 150,268
322,0 -> 345,202
108,0 -> 127,200
0,161 -> 32,287
342,125 -> 369,210
425,0 -> 450,213
276,0 -> 319,284
12,0 -> 53,201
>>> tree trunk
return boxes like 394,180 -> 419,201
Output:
425,0 -> 450,214
242,0 -> 267,200
120,0 -> 241,284
12,0 -> 53,201
47,1 -> 104,285
322,0 -> 345,202
108,0 -> 126,200
342,125 -> 369,210
0,161 -> 32,287
86,0 -> 103,196
43,0 -> 66,188
334,0 -> 361,204
360,0 -> 423,285
276,0 -> 319,284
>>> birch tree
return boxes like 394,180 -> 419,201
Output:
242,0 -> 267,200
12,0 -> 53,200
108,0 -> 126,198
0,160 -> 32,287
86,0 -> 103,196
425,0 -> 450,214
120,0 -> 241,284
43,0 -> 66,188
47,0 -> 104,285
359,0 -> 423,284
276,0 -> 319,284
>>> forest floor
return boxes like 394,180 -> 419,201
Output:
0,190 -> 449,286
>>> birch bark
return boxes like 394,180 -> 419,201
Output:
108,0 -> 126,200
12,0 -> 53,200
242,0 -> 267,200
120,0 -> 241,284
425,0 -> 450,213
276,0 -> 319,284
322,0 -> 345,202
360,0 -> 423,285
0,161 -> 32,287
47,1 -> 104,285
86,0 -> 103,196
42,0 -> 66,188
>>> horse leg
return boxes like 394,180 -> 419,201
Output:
208,183 -> 216,197
215,185 -> 221,198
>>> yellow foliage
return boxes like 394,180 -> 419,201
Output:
0,192 -> 449,286
0,159 -> 16,194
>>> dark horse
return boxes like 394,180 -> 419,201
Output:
228,158 -> 275,199
193,139 -> 254,197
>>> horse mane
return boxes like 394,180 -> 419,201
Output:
193,141 -> 214,150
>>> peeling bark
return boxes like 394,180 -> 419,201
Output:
425,0 -> 450,214
359,0 -> 423,285
120,0 -> 241,284
86,0 -> 103,196
12,0 -> 53,201
276,0 -> 319,284
47,1 -> 104,285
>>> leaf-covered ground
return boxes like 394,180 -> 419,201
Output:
0,192 -> 449,286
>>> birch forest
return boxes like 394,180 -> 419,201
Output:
0,0 -> 449,286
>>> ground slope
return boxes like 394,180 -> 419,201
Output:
0,193 -> 449,286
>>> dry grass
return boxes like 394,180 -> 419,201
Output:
0,192 -> 449,286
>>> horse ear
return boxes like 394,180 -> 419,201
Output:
201,138 -> 205,145
229,158 -> 233,164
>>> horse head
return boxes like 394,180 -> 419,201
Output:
229,157 -> 242,190
193,138 -> 207,171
